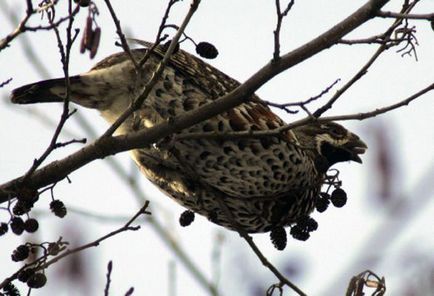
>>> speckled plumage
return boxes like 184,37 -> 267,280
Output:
10,42 -> 367,233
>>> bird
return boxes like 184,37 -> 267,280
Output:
10,41 -> 367,234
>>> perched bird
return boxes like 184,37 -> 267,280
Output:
10,41 -> 367,233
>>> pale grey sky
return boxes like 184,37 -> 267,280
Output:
1,1 -> 433,295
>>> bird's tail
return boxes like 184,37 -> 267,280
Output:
10,76 -> 81,104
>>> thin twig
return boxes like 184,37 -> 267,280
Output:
315,1 -> 419,117
125,287 -> 134,296
0,1 -> 79,51
377,10 -> 434,20
0,202 -> 150,290
38,202 -> 150,271
102,0 -> 201,137
24,7 -> 80,31
21,1 -> 79,183
0,78 -> 13,88
137,0 -> 181,69
104,261 -> 113,296
0,0 -> 34,51
319,82 -> 433,122
175,82 -> 433,141
264,79 -> 340,114
273,0 -> 295,61
103,0 -> 138,69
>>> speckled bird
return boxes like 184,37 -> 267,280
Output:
10,41 -> 367,233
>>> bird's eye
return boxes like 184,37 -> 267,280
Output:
321,124 -> 345,138
329,127 -> 342,137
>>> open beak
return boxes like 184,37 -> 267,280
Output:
345,136 -> 368,164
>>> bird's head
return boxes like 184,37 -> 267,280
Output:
293,122 -> 367,168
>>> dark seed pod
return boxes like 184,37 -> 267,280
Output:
80,33 -> 87,54
47,242 -> 61,256
10,217 -> 25,235
0,222 -> 8,236
50,200 -> 67,218
3,282 -> 20,296
89,27 -> 101,59
270,227 -> 287,250
12,200 -> 32,216
18,268 -> 35,283
179,210 -> 195,227
195,42 -> 218,59
27,273 -> 47,289
330,188 -> 347,208
295,216 -> 318,233
290,226 -> 310,241
316,195 -> 330,213
305,217 -> 318,232
80,15 -> 94,53
24,218 -> 39,233
11,244 -> 30,262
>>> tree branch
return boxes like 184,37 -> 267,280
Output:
273,0 -> 295,61
102,0 -> 201,137
316,0 -> 419,117
103,0 -> 140,69
0,1 -> 80,52
377,10 -> 434,20
174,82 -> 433,142
0,202 -> 150,290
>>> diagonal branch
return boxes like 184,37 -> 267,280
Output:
377,10 -> 434,20
174,82 -> 433,142
103,0 -> 138,69
102,0 -> 201,137
0,202 -> 150,290
314,0 -> 419,118
273,0 -> 295,61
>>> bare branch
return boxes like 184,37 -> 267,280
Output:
0,202 -> 150,290
175,82 -> 433,142
137,0 -> 181,69
316,1 -> 419,117
0,0 -> 34,51
264,79 -> 340,114
103,0 -> 139,69
104,261 -> 113,296
102,0 -> 201,137
21,3 -> 79,182
273,0 -> 295,61
346,270 -> 386,296
0,1 -> 80,51
24,7 -> 80,31
320,82 -> 434,122
0,78 -> 13,88
377,10 -> 434,20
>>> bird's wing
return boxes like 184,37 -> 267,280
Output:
121,41 -> 310,199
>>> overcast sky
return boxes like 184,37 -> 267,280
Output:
1,1 -> 433,295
